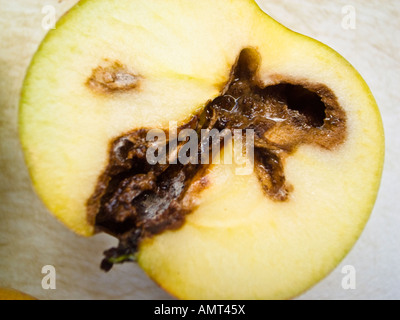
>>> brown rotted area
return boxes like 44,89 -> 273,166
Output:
86,48 -> 347,271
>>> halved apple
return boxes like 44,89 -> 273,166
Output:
19,0 -> 384,299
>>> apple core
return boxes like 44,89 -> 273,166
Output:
88,48 -> 348,271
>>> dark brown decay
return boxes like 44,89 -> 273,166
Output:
86,48 -> 347,271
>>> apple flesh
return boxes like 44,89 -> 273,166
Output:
19,0 -> 384,299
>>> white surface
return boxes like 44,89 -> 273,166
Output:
0,0 -> 399,300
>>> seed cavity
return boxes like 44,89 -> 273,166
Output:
87,48 -> 347,271
87,60 -> 141,93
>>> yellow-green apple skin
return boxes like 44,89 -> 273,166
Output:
19,0 -> 384,299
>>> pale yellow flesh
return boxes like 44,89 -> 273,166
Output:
19,0 -> 384,299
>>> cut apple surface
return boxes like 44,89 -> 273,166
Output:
19,0 -> 384,299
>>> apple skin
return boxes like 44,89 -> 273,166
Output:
19,0 -> 384,299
